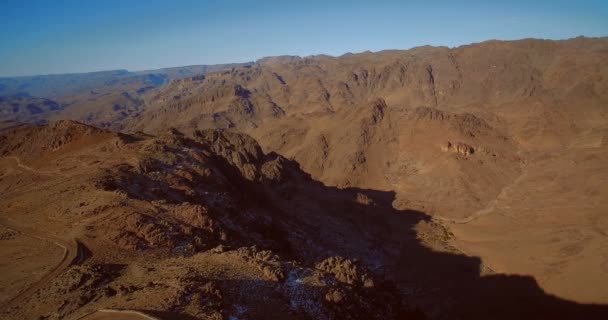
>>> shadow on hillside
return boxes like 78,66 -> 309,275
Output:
243,157 -> 608,320
96,131 -> 608,319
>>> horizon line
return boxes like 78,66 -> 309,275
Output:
1,35 -> 605,79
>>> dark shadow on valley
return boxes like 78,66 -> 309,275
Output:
240,156 -> 608,320
98,131 -> 608,319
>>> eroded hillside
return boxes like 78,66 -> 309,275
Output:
121,38 -> 608,304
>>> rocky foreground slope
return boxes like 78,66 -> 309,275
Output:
1,121 -> 607,319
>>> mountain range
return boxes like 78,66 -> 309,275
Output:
1,37 -> 607,320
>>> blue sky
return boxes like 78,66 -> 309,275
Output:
0,0 -> 606,77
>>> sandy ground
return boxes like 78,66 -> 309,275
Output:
0,225 -> 63,303
447,148 -> 608,304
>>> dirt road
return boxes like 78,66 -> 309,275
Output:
78,309 -> 159,320
0,217 -> 86,312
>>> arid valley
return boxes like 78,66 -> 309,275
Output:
1,2 -> 608,319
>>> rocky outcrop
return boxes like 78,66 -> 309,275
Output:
237,246 -> 286,281
316,256 -> 374,287
194,129 -> 263,180
441,141 -> 475,156
413,106 -> 492,136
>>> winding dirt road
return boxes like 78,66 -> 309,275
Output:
0,217 -> 86,313
434,167 -> 528,225
78,309 -> 159,320
4,156 -> 56,176
0,156 -> 88,313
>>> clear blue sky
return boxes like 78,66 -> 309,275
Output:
1,0 -> 606,77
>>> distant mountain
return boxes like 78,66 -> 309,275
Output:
0,69 -> 159,98
0,62 -> 253,130
135,63 -> 253,81
0,62 -> 252,98
0,93 -> 63,129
